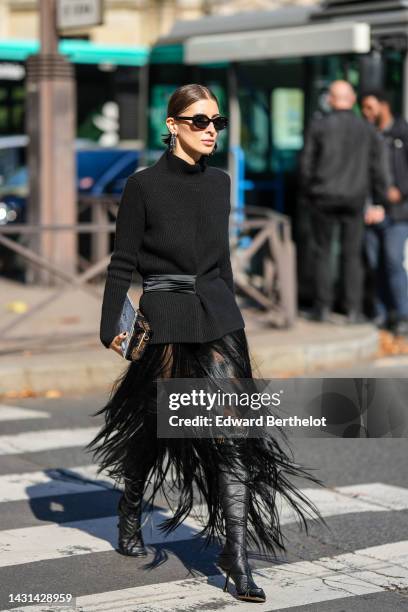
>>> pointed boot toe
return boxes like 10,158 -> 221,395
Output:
220,554 -> 265,603
218,461 -> 266,603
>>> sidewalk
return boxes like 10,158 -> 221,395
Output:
0,277 -> 379,396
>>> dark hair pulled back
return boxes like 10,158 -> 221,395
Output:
161,83 -> 219,147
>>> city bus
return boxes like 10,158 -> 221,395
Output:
146,0 -> 408,304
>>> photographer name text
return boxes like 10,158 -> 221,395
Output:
168,415 -> 327,428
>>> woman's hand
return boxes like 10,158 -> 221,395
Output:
109,332 -> 128,356
387,186 -> 402,203
365,205 -> 385,225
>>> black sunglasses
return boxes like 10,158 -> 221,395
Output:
174,114 -> 228,131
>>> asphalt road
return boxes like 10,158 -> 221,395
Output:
0,379 -> 407,611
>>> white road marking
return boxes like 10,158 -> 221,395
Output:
4,541 -> 408,611
0,465 -> 117,503
0,511 -> 204,569
0,404 -> 50,422
0,427 -> 99,455
0,482 -> 407,568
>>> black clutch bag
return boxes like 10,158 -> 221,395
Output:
116,292 -> 152,361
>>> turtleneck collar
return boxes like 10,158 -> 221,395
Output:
165,148 -> 207,174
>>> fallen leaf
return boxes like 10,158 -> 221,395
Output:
45,389 -> 62,398
5,301 -> 29,314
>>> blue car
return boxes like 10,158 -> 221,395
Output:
0,143 -> 141,276
0,146 -> 141,225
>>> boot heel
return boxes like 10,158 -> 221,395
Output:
218,463 -> 266,603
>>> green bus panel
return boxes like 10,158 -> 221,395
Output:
0,40 -> 149,66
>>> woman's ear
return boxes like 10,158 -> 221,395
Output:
166,117 -> 175,132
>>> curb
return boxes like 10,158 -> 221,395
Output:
0,349 -> 123,397
251,327 -> 379,377
0,325 -> 379,396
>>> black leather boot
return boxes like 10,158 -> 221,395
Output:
217,462 -> 266,603
117,474 -> 148,557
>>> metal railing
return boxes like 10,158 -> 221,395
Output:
231,205 -> 296,328
0,197 -> 296,350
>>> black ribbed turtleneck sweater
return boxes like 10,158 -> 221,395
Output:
99,148 -> 245,348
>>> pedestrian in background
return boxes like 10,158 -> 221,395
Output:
361,90 -> 408,336
300,80 -> 387,323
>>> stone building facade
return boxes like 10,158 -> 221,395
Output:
1,0 -> 319,46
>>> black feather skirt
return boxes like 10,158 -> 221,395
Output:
86,328 -> 328,557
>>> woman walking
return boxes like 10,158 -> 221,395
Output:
86,84 -> 326,604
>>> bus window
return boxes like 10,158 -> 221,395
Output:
271,87 -> 304,173
239,87 -> 269,173
272,88 -> 304,149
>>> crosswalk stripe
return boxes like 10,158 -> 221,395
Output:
0,511 -> 203,569
1,408 -> 407,610
0,404 -> 50,422
4,540 -> 408,611
1,462 -> 408,512
334,482 -> 408,511
0,466 -> 117,503
0,482 -> 407,569
0,427 -> 99,456
0,464 -> 188,503
297,481 -> 408,514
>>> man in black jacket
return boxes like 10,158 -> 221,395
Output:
361,90 -> 408,335
300,80 -> 387,323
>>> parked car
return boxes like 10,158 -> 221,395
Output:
0,146 -> 140,224
0,138 -> 141,276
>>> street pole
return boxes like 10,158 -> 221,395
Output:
404,49 -> 408,122
228,62 -> 241,211
25,0 -> 76,285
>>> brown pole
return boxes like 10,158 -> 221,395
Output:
38,0 -> 56,283
40,0 -> 58,54
26,0 -> 77,284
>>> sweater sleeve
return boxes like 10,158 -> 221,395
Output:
100,175 -> 146,349
218,173 -> 236,296
299,116 -> 320,195
368,126 -> 389,205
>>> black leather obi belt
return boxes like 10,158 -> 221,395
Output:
142,274 -> 197,294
